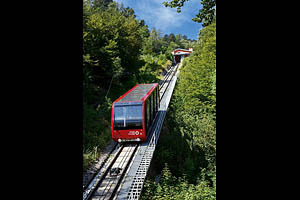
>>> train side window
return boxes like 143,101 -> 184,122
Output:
156,87 -> 160,111
156,87 -> 159,110
147,99 -> 150,131
152,93 -> 154,119
157,87 -> 159,111
150,94 -> 153,123
152,91 -> 156,118
152,92 -> 155,117
153,88 -> 157,114
144,102 -> 147,132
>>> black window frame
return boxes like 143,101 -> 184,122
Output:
146,99 -> 150,131
150,94 -> 153,123
156,87 -> 159,111
113,103 -> 143,130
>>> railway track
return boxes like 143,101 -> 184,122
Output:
83,63 -> 179,200
83,142 -> 119,191
159,64 -> 174,89
159,63 -> 179,99
84,143 -> 138,200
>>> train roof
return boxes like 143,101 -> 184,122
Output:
114,83 -> 158,103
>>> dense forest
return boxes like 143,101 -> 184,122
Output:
141,21 -> 216,200
83,0 -> 216,199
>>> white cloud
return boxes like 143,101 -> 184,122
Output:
114,0 -> 201,37
133,0 -> 189,32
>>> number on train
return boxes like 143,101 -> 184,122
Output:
111,83 -> 160,142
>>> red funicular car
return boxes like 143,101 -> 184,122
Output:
111,83 -> 160,142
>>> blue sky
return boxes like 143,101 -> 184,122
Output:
114,0 -> 203,40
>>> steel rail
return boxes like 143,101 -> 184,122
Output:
159,63 -> 179,100
83,142 -> 119,191
159,64 -> 175,97
83,144 -> 124,200
99,145 -> 133,199
159,64 -> 174,90
159,65 -> 173,86
112,145 -> 140,200
160,64 -> 177,91
87,144 -> 138,200
108,144 -> 138,200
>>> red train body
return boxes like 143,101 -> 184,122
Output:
111,83 -> 160,142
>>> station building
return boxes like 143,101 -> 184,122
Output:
172,48 -> 193,64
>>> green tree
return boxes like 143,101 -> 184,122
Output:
92,0 -> 113,10
142,28 -> 166,55
141,165 -> 216,200
83,1 -> 144,99
163,0 -> 216,26
141,21 -> 216,198
175,33 -> 182,47
169,33 -> 176,42
83,1 -> 150,171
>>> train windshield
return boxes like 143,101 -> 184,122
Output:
113,104 -> 143,130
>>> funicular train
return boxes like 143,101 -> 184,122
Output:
111,83 -> 160,142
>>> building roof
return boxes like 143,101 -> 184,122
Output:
171,48 -> 193,55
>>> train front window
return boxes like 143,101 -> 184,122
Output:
113,105 -> 143,130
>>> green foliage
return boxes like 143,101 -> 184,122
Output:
193,0 -> 216,26
83,1 -> 149,166
163,0 -> 216,26
83,100 -> 112,172
142,29 -> 196,60
83,151 -> 95,172
83,1 -> 145,105
83,102 -> 111,151
137,53 -> 166,83
141,165 -> 216,200
142,28 -> 165,56
91,0 -> 113,11
172,21 -> 216,167
163,0 -> 190,13
141,22 -> 216,199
